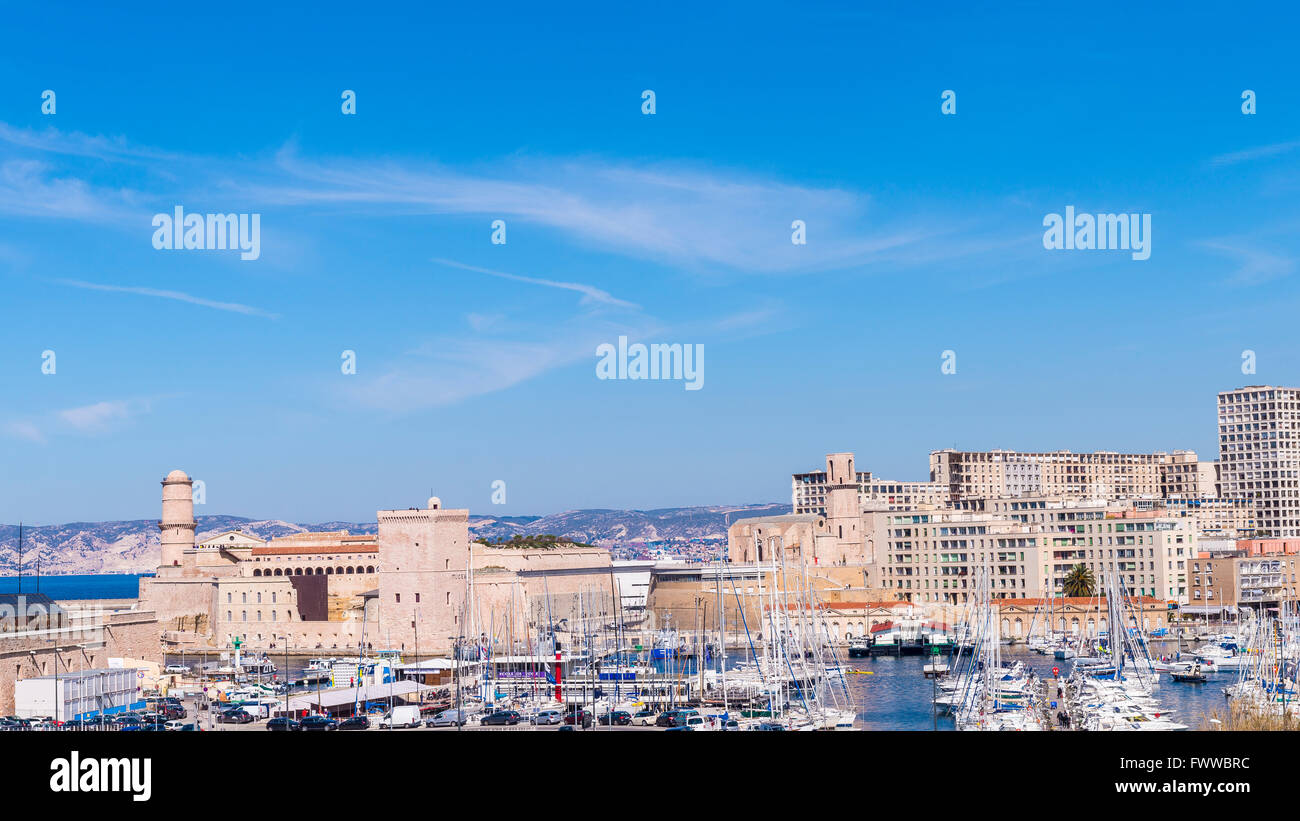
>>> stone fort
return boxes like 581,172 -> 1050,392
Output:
141,470 -> 616,655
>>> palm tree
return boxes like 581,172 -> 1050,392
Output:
1063,564 -> 1095,598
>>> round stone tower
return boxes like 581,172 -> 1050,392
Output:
159,469 -> 196,573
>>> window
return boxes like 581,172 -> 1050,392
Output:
396,593 -> 401,603
416,593 -> 421,603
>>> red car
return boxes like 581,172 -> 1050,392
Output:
563,709 -> 593,728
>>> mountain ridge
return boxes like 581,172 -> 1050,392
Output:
0,502 -> 788,575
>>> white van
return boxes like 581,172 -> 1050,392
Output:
377,705 -> 422,729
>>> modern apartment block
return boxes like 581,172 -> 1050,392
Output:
866,499 -> 1196,605
1134,497 -> 1256,540
998,498 -> 1194,602
1187,555 -> 1300,614
865,508 -> 1048,603
929,448 -> 1216,502
1217,386 -> 1300,537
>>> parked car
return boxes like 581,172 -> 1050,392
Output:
753,721 -> 786,731
599,710 -> 632,726
164,664 -> 190,674
337,715 -> 370,731
216,708 -> 254,724
266,717 -> 301,732
480,710 -> 520,726
632,709 -> 657,726
377,705 -> 422,729
563,709 -> 593,728
164,719 -> 191,731
427,709 -> 471,727
655,710 -> 679,727
529,709 -> 563,726
299,715 -> 338,731
681,715 -> 714,730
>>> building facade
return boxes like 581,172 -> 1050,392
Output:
929,448 -> 1213,502
1217,385 -> 1300,537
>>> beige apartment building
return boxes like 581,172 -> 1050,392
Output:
929,448 -> 1216,502
865,498 -> 1196,605
1187,555 -> 1300,614
865,508 -> 1049,604
1218,386 -> 1300,537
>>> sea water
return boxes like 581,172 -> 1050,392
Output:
846,645 -> 1227,730
0,573 -> 147,599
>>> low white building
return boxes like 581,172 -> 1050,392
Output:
14,667 -> 144,720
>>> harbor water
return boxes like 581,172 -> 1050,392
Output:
847,645 -> 1229,730
0,572 -> 147,599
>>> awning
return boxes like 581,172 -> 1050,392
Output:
279,681 -> 433,712
1177,605 -> 1236,616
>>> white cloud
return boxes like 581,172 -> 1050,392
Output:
55,279 -> 278,318
433,258 -> 638,309
3,421 -> 45,443
1200,240 -> 1296,285
1208,140 -> 1300,167
57,399 -> 145,432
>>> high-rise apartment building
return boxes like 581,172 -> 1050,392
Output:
930,448 -> 1216,502
1217,386 -> 1300,537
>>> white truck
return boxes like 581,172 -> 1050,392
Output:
377,705 -> 422,729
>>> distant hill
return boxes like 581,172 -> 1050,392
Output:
0,503 -> 786,576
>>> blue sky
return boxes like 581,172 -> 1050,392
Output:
2,1 -> 1300,524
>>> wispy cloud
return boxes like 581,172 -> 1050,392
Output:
0,160 -> 137,223
3,421 -> 45,444
345,328 -> 646,412
1208,139 -> 1300,167
0,123 -> 182,164
1200,240 -> 1296,285
5,397 -> 155,443
55,279 -> 278,318
1,120 -> 1005,277
433,258 -> 638,309
246,151 -> 948,274
58,399 -> 144,432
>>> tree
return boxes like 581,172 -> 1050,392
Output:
1063,564 -> 1095,598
